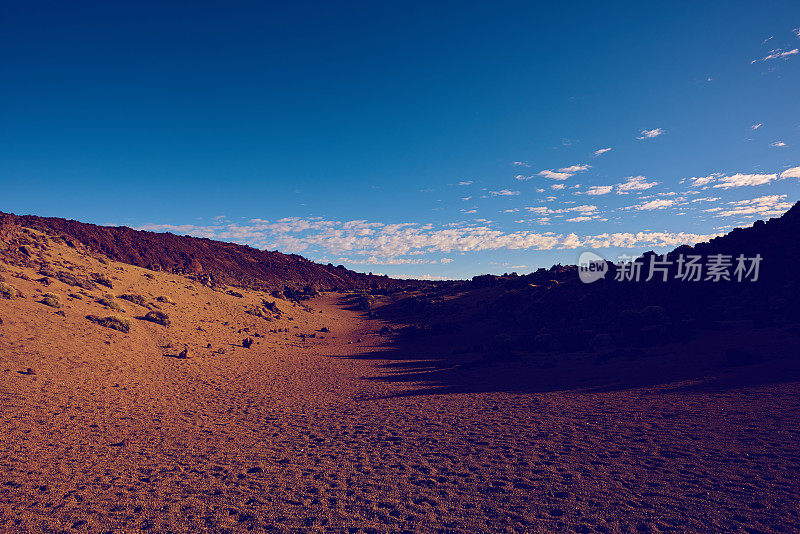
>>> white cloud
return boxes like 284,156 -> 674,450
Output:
594,147 -> 612,156
583,231 -> 719,249
140,216 -> 722,260
566,216 -> 594,222
634,199 -> 676,210
525,207 -> 549,215
759,48 -> 799,61
537,163 -> 590,181
538,170 -> 573,180
558,164 -> 591,173
512,161 -> 530,167
770,141 -> 787,147
719,173 -> 776,189
490,189 -> 520,196
715,195 -> 792,218
780,166 -> 800,179
637,128 -> 664,139
585,185 -> 613,196
571,204 -> 598,213
751,123 -> 762,130
688,175 -> 718,187
616,175 -> 659,193
551,184 -> 566,190
457,181 -> 473,186
688,172 -> 779,189
514,174 -> 533,181
715,173 -> 778,189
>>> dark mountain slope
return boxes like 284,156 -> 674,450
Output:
0,212 -> 416,293
373,202 -> 800,355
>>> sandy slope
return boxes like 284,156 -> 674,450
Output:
1,229 -> 799,533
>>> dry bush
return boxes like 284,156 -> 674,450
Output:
156,295 -> 175,304
0,282 -> 21,299
143,310 -> 170,327
90,272 -> 113,288
86,315 -> 130,333
40,293 -> 61,308
119,293 -> 147,306
55,270 -> 94,289
97,294 -> 124,311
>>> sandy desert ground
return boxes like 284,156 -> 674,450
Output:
1,229 -> 800,533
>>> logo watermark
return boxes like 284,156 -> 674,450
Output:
578,251 -> 609,284
578,252 -> 763,283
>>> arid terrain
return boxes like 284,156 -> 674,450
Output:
1,220 -> 800,533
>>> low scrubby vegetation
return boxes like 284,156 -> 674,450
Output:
40,293 -> 61,308
119,293 -> 147,306
96,294 -> 124,311
143,310 -> 170,326
86,315 -> 130,333
156,295 -> 174,304
0,282 -> 21,299
90,272 -> 113,288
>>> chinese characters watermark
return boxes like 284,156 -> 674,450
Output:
578,251 -> 762,284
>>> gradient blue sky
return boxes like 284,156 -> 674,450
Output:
2,1 -> 799,279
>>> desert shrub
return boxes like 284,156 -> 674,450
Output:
143,310 -> 170,327
119,293 -> 147,306
0,282 -> 21,299
156,295 -> 175,304
90,272 -> 113,288
97,294 -> 124,311
55,271 -> 79,286
69,293 -> 83,299
86,315 -> 130,333
226,289 -> 244,298
55,270 -> 94,290
0,273 -> 5,282
41,293 -> 61,308
38,265 -> 56,278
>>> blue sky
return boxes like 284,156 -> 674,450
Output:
2,1 -> 799,279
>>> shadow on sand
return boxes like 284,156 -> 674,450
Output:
330,329 -> 800,399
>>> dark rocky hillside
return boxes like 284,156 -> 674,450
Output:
373,202 -> 800,356
0,212 -> 419,293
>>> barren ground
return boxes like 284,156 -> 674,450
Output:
1,229 -> 799,533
